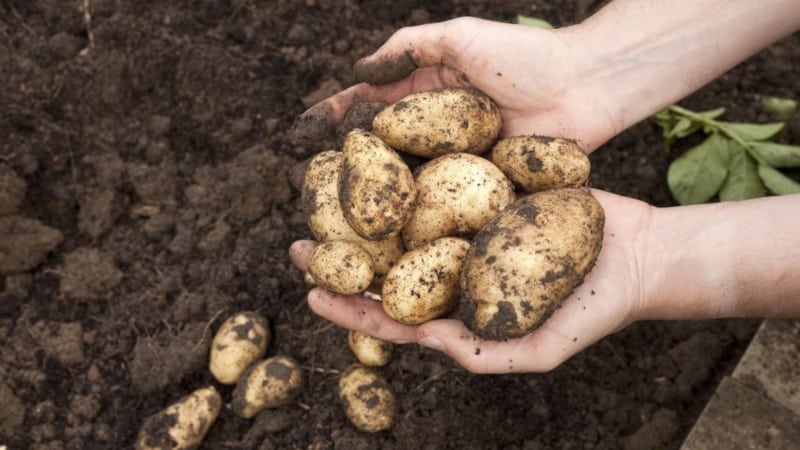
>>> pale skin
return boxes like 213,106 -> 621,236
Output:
290,0 -> 800,373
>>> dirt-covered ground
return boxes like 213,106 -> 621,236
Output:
1,1 -> 798,449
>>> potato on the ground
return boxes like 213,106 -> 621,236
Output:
348,330 -> 393,366
490,136 -> 590,192
338,364 -> 396,432
135,386 -> 221,450
372,87 -> 502,157
209,311 -> 270,385
382,237 -> 471,325
340,129 -> 416,240
308,240 -> 374,295
402,153 -> 515,249
460,188 -> 604,340
232,355 -> 303,419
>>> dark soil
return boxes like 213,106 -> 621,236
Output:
1,1 -> 797,449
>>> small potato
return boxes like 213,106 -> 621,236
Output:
461,188 -> 605,340
340,129 -> 416,240
302,151 -> 405,278
232,355 -> 304,419
490,136 -> 590,193
402,153 -> 515,250
348,330 -> 393,366
382,237 -> 470,325
338,364 -> 396,432
136,386 -> 221,450
209,312 -> 270,385
372,87 -> 502,158
308,240 -> 374,295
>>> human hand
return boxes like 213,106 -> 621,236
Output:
289,190 -> 654,373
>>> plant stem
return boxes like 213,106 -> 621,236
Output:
667,105 -> 753,151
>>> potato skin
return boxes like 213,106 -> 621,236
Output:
490,136 -> 590,193
348,330 -> 393,367
209,312 -> 271,385
402,153 -> 515,250
382,237 -> 470,325
232,355 -> 303,419
308,240 -> 374,295
301,151 -> 405,278
136,386 -> 221,450
340,129 -> 416,240
460,188 -> 604,340
338,364 -> 396,432
372,87 -> 502,158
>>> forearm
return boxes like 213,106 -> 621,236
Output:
564,0 -> 800,135
640,193 -> 800,320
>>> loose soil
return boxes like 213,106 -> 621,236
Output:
1,1 -> 798,449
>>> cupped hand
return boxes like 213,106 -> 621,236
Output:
289,189 -> 654,374
293,17 -> 620,152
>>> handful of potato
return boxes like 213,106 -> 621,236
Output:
301,87 -> 604,341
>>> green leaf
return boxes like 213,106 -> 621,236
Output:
516,15 -> 554,28
719,142 -> 766,201
720,121 -> 785,142
748,142 -> 800,168
698,107 -> 726,120
667,133 -> 730,205
666,117 -> 694,139
758,164 -> 800,195
760,96 -> 797,121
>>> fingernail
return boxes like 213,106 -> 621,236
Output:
419,336 -> 445,352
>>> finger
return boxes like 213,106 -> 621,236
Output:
289,240 -> 317,272
306,288 -> 418,343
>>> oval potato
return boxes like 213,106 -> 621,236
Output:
382,237 -> 470,325
308,240 -> 374,294
232,355 -> 304,419
461,188 -> 605,340
372,87 -> 502,158
490,136 -> 590,193
348,330 -> 393,367
301,151 -> 405,278
340,129 -> 416,240
402,153 -> 515,249
209,311 -> 271,385
338,364 -> 396,432
136,386 -> 221,450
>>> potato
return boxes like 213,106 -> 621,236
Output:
232,355 -> 304,419
372,87 -> 502,158
209,311 -> 270,385
136,386 -> 221,450
460,188 -> 604,340
308,240 -> 374,295
402,153 -> 515,249
338,364 -> 396,432
490,136 -> 590,192
340,129 -> 416,240
382,237 -> 470,325
348,330 -> 393,366
302,151 -> 405,278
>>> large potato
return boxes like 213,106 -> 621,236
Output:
372,87 -> 502,158
301,151 -> 405,278
232,355 -> 304,419
382,237 -> 470,325
209,311 -> 271,385
340,129 -> 416,240
490,136 -> 590,192
402,153 -> 515,250
460,188 -> 604,340
136,386 -> 221,450
308,240 -> 374,295
338,364 -> 396,432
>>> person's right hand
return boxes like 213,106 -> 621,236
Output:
293,17 -> 621,152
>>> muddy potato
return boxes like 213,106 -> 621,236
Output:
461,188 -> 605,340
301,151 -> 405,278
490,136 -> 590,193
209,312 -> 271,385
308,240 -> 374,295
402,153 -> 515,250
348,330 -> 393,366
382,237 -> 471,325
372,87 -> 502,158
338,364 -> 396,432
136,386 -> 221,450
340,129 -> 416,240
232,355 -> 303,419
